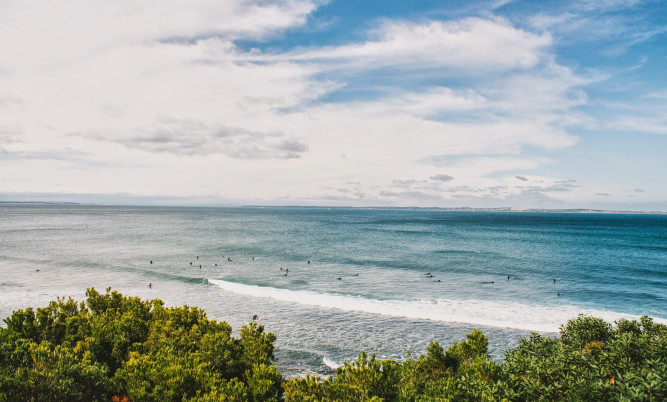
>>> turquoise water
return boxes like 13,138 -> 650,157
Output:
1,204 -> 666,376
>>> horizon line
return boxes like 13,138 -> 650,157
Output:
1,200 -> 666,215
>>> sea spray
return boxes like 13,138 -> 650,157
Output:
323,356 -> 341,370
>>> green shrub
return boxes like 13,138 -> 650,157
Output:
0,288 -> 282,401
2,290 -> 665,401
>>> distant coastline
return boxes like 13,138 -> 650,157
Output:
0,201 -> 80,205
244,205 -> 667,215
2,201 -> 666,215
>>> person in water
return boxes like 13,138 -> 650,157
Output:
149,283 -> 152,289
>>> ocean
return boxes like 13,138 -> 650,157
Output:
1,204 -> 665,377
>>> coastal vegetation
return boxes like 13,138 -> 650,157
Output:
1,289 -> 665,401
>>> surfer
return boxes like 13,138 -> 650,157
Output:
228,257 -> 232,261
149,283 -> 152,289
507,275 -> 510,280
252,314 -> 258,321
150,260 -> 153,264
307,260 -> 310,264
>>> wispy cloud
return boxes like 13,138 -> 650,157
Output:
274,17 -> 551,73
82,117 -> 308,159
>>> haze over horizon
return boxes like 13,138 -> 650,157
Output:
1,0 -> 666,211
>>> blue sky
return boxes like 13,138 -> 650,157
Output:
0,0 -> 665,210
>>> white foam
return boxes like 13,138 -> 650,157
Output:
208,279 -> 667,333
323,356 -> 340,369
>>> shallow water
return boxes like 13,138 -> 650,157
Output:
1,204 -> 665,376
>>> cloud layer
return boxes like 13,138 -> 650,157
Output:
0,0 -> 664,209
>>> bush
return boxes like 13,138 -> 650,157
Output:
0,288 -> 282,401
2,290 -> 665,401
284,315 -> 666,401
502,314 -> 667,401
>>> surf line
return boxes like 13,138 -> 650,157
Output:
207,279 -> 664,333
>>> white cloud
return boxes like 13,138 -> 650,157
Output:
591,94 -> 667,136
277,17 -> 551,72
380,88 -> 489,116
577,0 -> 641,12
602,116 -> 667,135
0,0 -> 316,68
0,1 -> 621,207
646,90 -> 667,99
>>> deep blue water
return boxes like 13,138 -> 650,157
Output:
1,204 -> 665,376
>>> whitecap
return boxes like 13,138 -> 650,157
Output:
208,279 -> 667,333
323,356 -> 340,370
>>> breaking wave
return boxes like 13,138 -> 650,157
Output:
208,279 -> 665,333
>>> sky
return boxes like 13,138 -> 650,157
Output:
1,0 -> 666,210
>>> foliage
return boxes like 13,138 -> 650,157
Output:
503,314 -> 667,401
2,290 -> 665,401
283,328 -> 504,401
0,288 -> 282,401
284,315 -> 666,401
